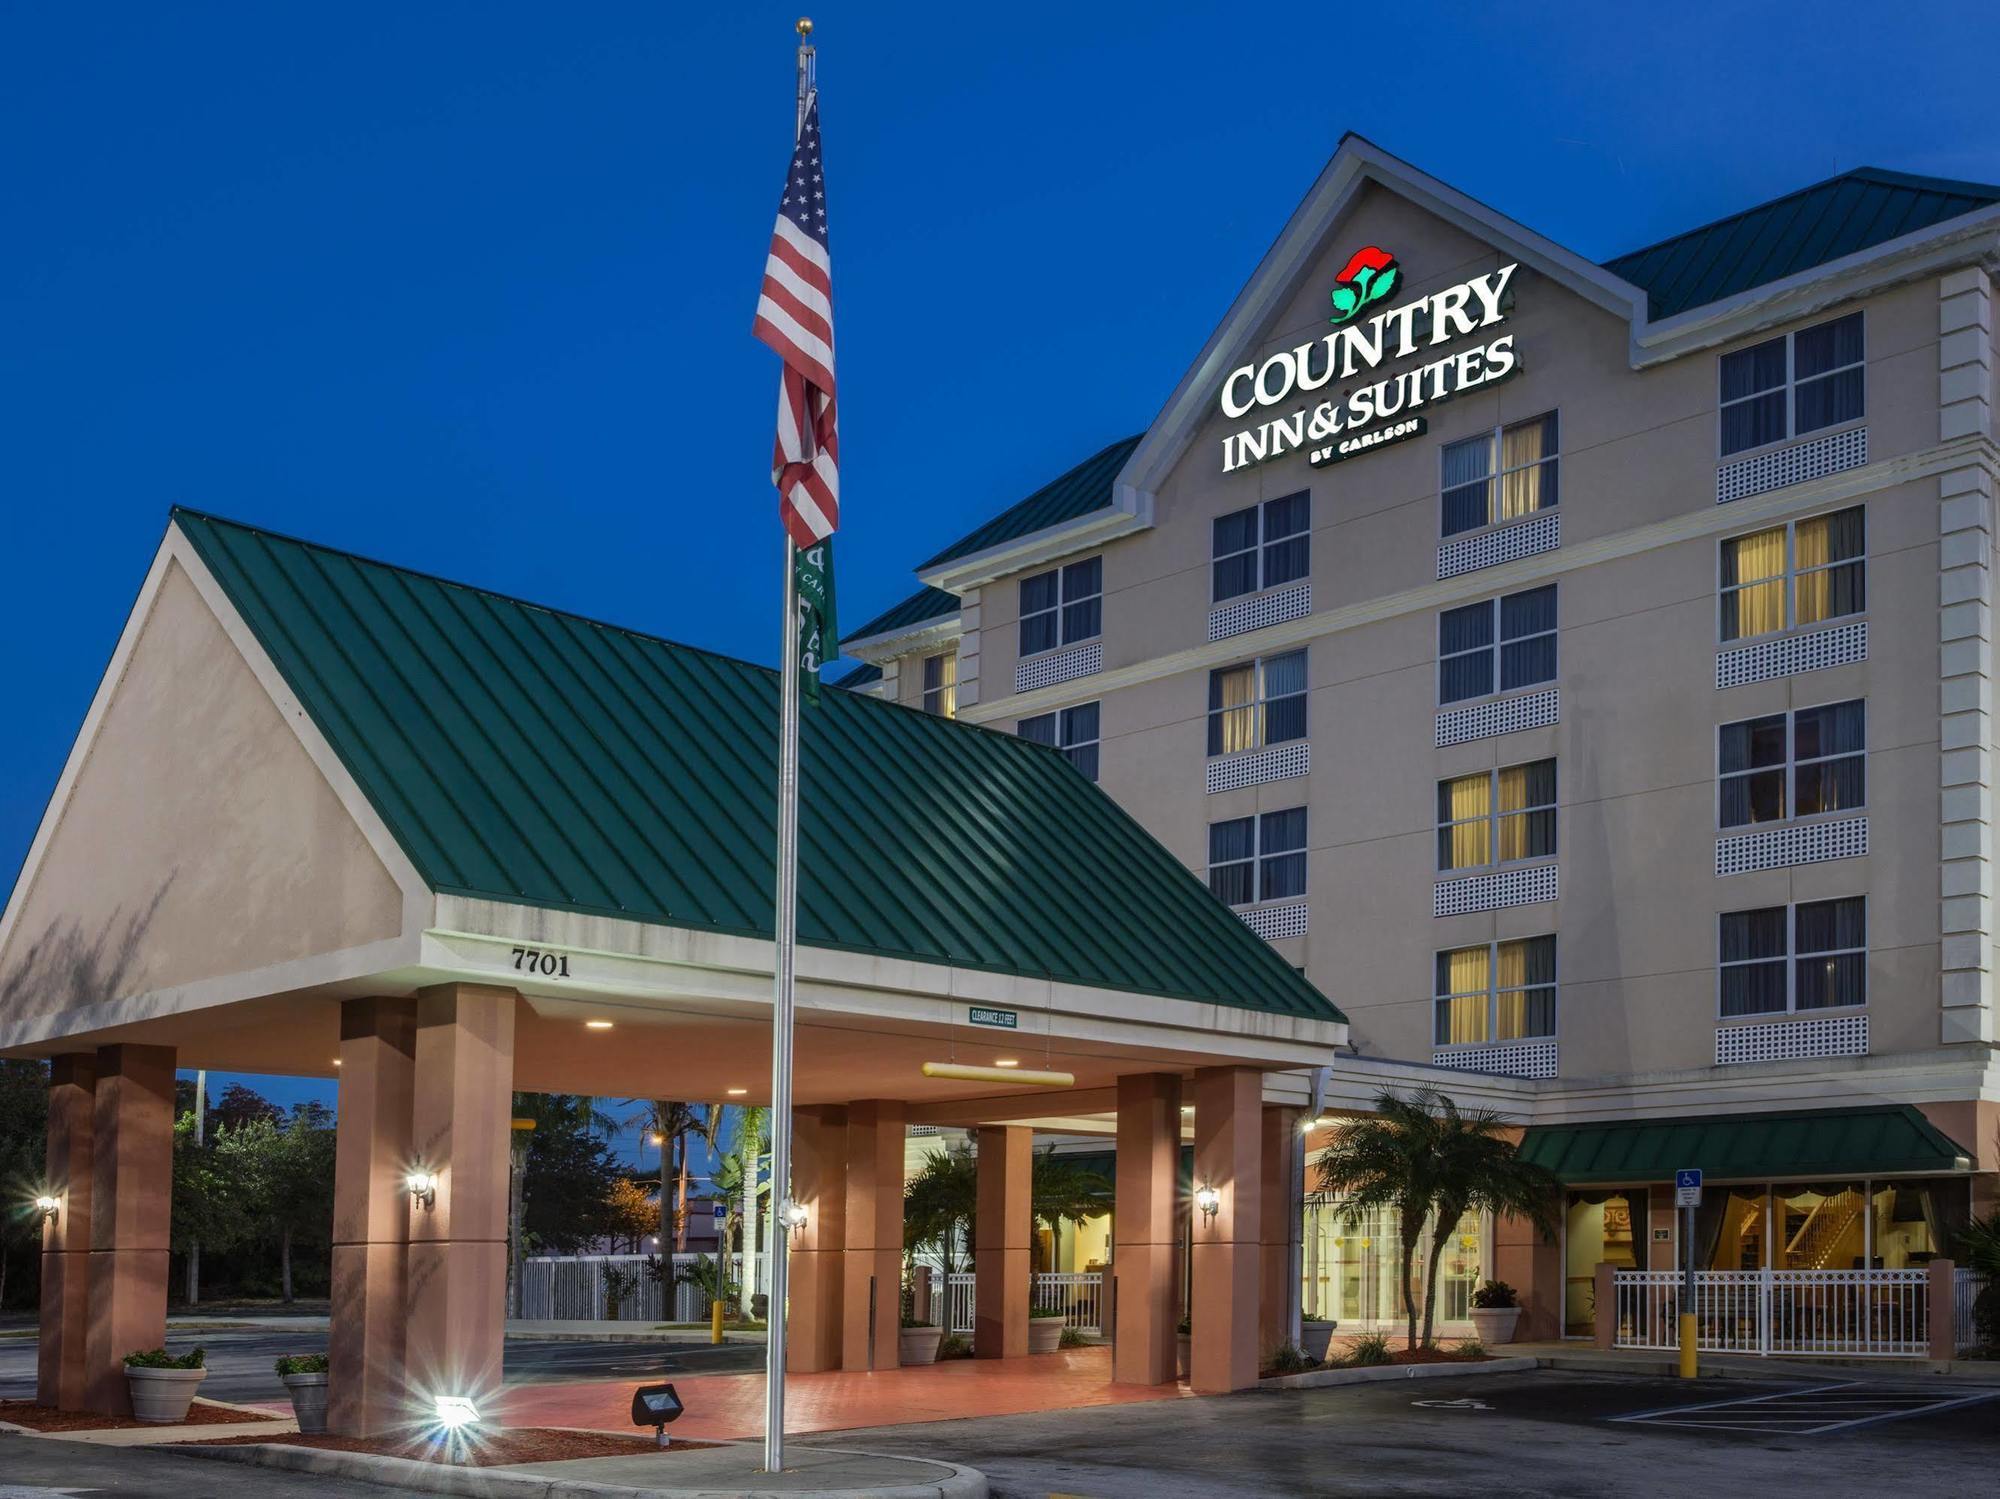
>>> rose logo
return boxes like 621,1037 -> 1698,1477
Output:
1328,246 -> 1399,326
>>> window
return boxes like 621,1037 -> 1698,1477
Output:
1718,701 -> 1864,828
1441,414 -> 1559,537
1437,759 -> 1556,871
1438,585 -> 1556,704
1019,557 -> 1102,657
921,652 -> 957,718
1719,897 -> 1865,1017
1719,312 -> 1864,456
1213,492 -> 1310,601
1719,506 -> 1865,642
1208,808 -> 1307,907
1018,701 -> 1100,781
1434,936 -> 1555,1046
1207,649 -> 1307,756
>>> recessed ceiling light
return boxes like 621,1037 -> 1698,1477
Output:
727,1087 -> 748,1096
1181,1104 -> 1194,1113
585,1020 -> 614,1030
994,1058 -> 1020,1068
332,1058 -> 342,1068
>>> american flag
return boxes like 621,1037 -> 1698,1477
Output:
752,93 -> 838,549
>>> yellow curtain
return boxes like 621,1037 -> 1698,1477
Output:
1496,765 -> 1530,861
1493,940 -> 1528,1038
1441,947 -> 1489,1044
1216,665 -> 1257,754
939,653 -> 958,719
1443,774 -> 1490,867
1794,516 -> 1830,625
1728,526 -> 1787,638
1498,423 -> 1548,520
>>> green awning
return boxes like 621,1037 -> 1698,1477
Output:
1519,1105 -> 1972,1186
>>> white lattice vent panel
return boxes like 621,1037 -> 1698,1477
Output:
1432,1040 -> 1558,1079
1241,902 -> 1309,941
1206,742 -> 1309,794
1716,816 -> 1868,877
1716,1013 -> 1869,1065
1437,512 -> 1560,580
1015,640 -> 1102,694
1716,427 -> 1867,504
1434,863 -> 1559,917
1436,688 -> 1559,748
1208,583 -> 1312,643
1716,621 -> 1866,689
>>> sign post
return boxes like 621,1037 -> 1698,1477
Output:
1674,1169 -> 1702,1379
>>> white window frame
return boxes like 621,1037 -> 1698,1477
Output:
1206,807 -> 1308,909
1440,412 -> 1559,539
1437,586 -> 1558,707
1436,759 -> 1558,873
1718,311 -> 1865,459
1715,699 -> 1866,831
1717,505 -> 1866,645
921,652 -> 957,718
1019,556 -> 1102,659
1018,701 -> 1100,781
1717,897 -> 1867,1020
1207,648 -> 1308,758
1432,936 -> 1557,1049
1211,492 -> 1311,603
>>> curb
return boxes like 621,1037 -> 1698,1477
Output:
503,1330 -> 765,1346
158,1439 -> 986,1498
1262,1355 -> 1539,1390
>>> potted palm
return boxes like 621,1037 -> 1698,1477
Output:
1467,1279 -> 1522,1345
899,1310 -> 945,1365
1029,1301 -> 1067,1354
123,1347 -> 207,1422
275,1353 -> 330,1432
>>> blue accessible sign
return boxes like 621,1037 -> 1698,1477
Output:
1674,1168 -> 1702,1207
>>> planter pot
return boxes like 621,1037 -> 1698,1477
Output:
752,1293 -> 769,1321
280,1372 -> 329,1433
898,1325 -> 944,1366
1468,1306 -> 1521,1345
1299,1320 -> 1338,1363
1029,1315 -> 1065,1354
125,1365 -> 207,1423
1176,1333 -> 1190,1380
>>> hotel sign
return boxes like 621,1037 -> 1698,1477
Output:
1218,246 -> 1519,472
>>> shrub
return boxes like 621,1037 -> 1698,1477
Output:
1059,1327 -> 1089,1349
936,1334 -> 974,1361
900,1312 -> 939,1330
274,1353 -> 329,1376
1469,1279 -> 1517,1310
1030,1303 -> 1067,1319
1455,1337 -> 1488,1359
1266,1341 -> 1317,1375
1342,1331 -> 1393,1367
125,1347 -> 205,1370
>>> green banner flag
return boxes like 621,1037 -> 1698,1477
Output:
794,538 -> 837,705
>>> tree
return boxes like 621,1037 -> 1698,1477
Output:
627,1100 -> 720,1252
210,1082 -> 284,1133
1030,1150 -> 1112,1271
173,1112 -> 272,1277
266,1102 -> 336,1303
602,1176 -> 660,1253
711,1107 -> 769,1316
903,1141 -> 1113,1277
0,1059 -> 48,1311
513,1093 -> 625,1254
1312,1086 -> 1559,1349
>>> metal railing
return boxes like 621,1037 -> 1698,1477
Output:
943,1270 -> 1105,1335
519,1254 -> 741,1323
1956,1269 -> 1989,1353
1611,1268 -> 1930,1357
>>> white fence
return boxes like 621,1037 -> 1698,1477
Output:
520,1254 -> 741,1323
942,1271 -> 1104,1335
1611,1269 -> 1933,1357
1957,1269 -> 1989,1353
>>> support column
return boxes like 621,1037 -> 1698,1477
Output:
405,985 -> 515,1417
1190,1066 -> 1262,1394
973,1125 -> 1031,1359
328,996 -> 417,1437
787,1105 -> 846,1373
38,1054 -> 96,1409
1258,1105 -> 1300,1363
83,1044 -> 175,1415
1113,1072 -> 1181,1386
841,1099 -> 905,1371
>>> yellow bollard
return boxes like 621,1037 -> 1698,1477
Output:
712,1297 -> 725,1345
1678,1312 -> 1698,1378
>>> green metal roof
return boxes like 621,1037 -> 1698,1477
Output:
831,660 -> 882,690
1519,1105 -> 1971,1185
918,435 -> 1141,572
841,585 -> 960,646
1604,167 -> 2000,320
173,510 -> 1339,1022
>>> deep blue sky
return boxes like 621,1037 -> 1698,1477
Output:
4,2 -> 1996,1140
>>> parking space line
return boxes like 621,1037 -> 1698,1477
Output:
1610,1381 -> 2000,1437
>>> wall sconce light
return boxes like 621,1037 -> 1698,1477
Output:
33,1194 -> 59,1221
1194,1183 -> 1221,1222
406,1170 -> 439,1210
777,1198 -> 808,1233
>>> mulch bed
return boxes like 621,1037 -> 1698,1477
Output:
1261,1346 -> 1496,1378
0,1399 -> 282,1432
192,1428 -> 719,1467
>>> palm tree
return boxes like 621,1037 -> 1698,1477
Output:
627,1100 -> 722,1253
1312,1086 -> 1560,1350
1031,1149 -> 1112,1272
902,1141 -> 1114,1276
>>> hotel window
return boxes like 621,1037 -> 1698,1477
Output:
1718,700 -> 1864,828
1719,506 -> 1864,642
1434,936 -> 1556,1047
921,652 -> 957,718
1719,311 -> 1864,456
1208,808 -> 1307,908
1019,557 -> 1102,657
1018,701 -> 1099,782
1719,897 -> 1865,1017
1213,492 -> 1310,602
1208,649 -> 1307,756
1437,759 -> 1556,871
1438,585 -> 1556,705
1441,413 -> 1558,537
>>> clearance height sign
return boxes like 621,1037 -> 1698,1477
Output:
1218,247 -> 1520,472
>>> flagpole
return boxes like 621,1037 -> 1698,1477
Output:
763,19 -> 814,1476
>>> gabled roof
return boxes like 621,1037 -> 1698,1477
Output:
832,660 -> 882,690
917,435 -> 1141,572
841,585 -> 959,647
172,510 -> 1339,1021
1604,167 -> 2000,320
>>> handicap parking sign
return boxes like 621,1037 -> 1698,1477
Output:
1674,1168 -> 1702,1206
